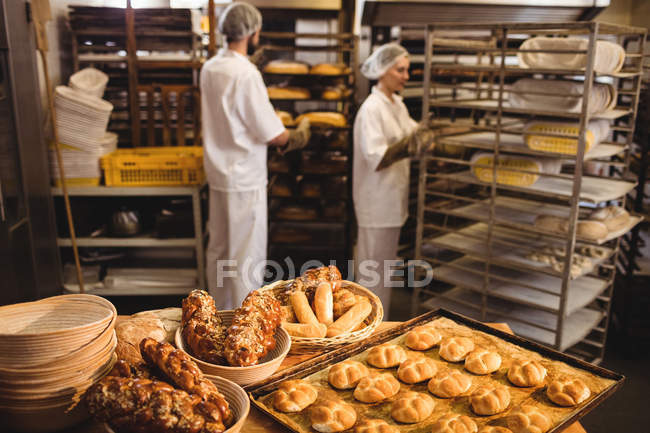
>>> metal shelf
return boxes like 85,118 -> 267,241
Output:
64,284 -> 193,296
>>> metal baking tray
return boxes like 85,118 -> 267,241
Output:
247,309 -> 624,433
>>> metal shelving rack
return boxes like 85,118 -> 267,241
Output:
412,21 -> 646,364
260,32 -> 357,274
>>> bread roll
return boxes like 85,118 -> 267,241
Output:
354,419 -> 399,433
390,392 -> 435,424
507,405 -> 551,433
470,385 -> 511,415
310,399 -> 357,433
314,282 -> 334,325
332,288 -> 356,319
273,379 -> 318,412
290,290 -> 319,325
397,356 -> 438,384
366,344 -> 407,368
576,220 -> 608,241
405,324 -> 442,350
354,373 -> 400,403
282,321 -> 327,338
464,349 -> 502,375
478,427 -> 513,433
295,112 -> 347,128
310,63 -> 347,75
276,110 -> 294,127
546,378 -> 591,406
589,205 -> 630,231
264,60 -> 309,74
427,369 -> 472,398
439,337 -> 475,362
431,414 -> 478,433
507,359 -> 547,387
326,299 -> 371,337
328,360 -> 369,390
268,86 -> 310,100
280,305 -> 297,323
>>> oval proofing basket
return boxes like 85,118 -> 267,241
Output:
260,280 -> 383,353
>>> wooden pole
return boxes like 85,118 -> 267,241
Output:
208,0 -> 216,58
126,1 -> 140,146
32,0 -> 85,293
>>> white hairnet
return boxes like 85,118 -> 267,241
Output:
361,43 -> 409,80
218,2 -> 262,42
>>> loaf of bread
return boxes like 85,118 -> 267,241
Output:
282,321 -> 327,338
276,110 -> 294,127
313,282 -> 334,325
264,60 -> 309,74
470,385 -> 511,415
322,87 -> 344,100
310,63 -> 347,75
328,360 -> 369,390
390,391 -> 435,423
405,324 -> 442,350
366,344 -> 407,368
546,378 -> 591,406
310,399 -> 357,433
439,337 -> 475,362
354,373 -> 401,403
290,290 -> 320,326
115,316 -> 169,366
397,356 -> 438,384
427,369 -> 472,398
295,112 -> 347,128
589,205 -> 630,231
326,299 -> 371,337
507,405 -> 551,433
431,414 -> 478,433
464,349 -> 502,375
507,359 -> 547,387
534,214 -> 609,241
273,379 -> 318,412
268,86 -> 310,99
354,419 -> 399,433
332,288 -> 356,319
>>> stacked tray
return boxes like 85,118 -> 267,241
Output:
0,294 -> 117,433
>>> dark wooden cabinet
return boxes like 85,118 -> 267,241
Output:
0,0 -> 60,305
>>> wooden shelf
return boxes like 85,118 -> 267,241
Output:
57,236 -> 196,248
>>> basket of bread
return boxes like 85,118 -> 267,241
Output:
259,265 -> 383,352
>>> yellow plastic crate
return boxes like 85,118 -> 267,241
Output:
525,123 -> 595,155
473,155 -> 541,187
102,146 -> 204,187
53,177 -> 100,187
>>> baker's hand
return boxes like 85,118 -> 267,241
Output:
281,117 -> 311,154
376,124 -> 435,171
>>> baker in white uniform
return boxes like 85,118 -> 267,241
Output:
201,2 -> 310,309
353,43 -> 434,316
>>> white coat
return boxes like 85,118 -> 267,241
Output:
200,48 -> 284,309
353,86 -> 418,228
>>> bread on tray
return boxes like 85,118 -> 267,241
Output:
264,60 -> 309,74
273,379 -> 318,413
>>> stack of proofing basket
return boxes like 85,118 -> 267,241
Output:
0,294 -> 117,433
49,67 -> 116,186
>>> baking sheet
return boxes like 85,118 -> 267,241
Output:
427,223 -> 613,280
248,310 -> 622,433
445,196 -> 642,245
431,170 -> 636,204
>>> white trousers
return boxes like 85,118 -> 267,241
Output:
206,187 -> 267,310
355,226 -> 401,318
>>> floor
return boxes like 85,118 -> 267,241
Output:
99,281 -> 650,433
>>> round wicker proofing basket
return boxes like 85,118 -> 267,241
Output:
259,280 -> 383,352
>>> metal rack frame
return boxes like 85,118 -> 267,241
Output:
260,32 -> 358,274
412,21 -> 646,364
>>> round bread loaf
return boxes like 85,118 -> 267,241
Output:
589,205 -> 629,231
366,344 -> 407,368
431,414 -> 478,433
464,349 -> 502,375
405,324 -> 442,350
273,379 -> 318,413
507,405 -> 551,433
576,220 -> 608,241
470,385 -> 511,415
546,378 -> 591,406
328,360 -> 369,390
354,419 -> 399,433
507,359 -> 547,387
397,356 -> 438,384
428,369 -> 472,398
354,373 -> 400,403
439,337 -> 475,362
390,392 -> 435,424
115,309 -> 180,366
310,399 -> 357,433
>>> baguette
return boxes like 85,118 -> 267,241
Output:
326,299 -> 372,337
313,282 -> 334,325
282,322 -> 327,338
290,290 -> 319,325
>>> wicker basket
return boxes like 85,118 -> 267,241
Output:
259,280 -> 383,353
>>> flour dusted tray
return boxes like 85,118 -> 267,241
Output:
247,309 -> 623,433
